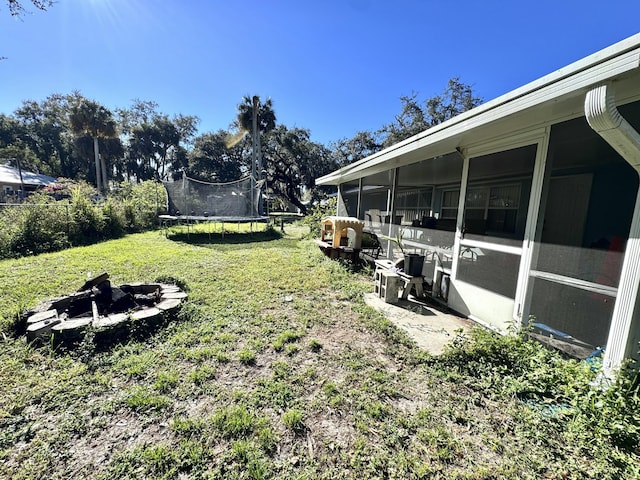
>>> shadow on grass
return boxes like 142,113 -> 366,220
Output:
167,228 -> 283,246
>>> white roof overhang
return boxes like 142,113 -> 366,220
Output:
0,165 -> 58,187
317,33 -> 640,186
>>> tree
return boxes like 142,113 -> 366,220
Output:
234,95 -> 276,178
381,78 -> 482,147
187,130 -> 244,183
12,94 -> 78,177
69,98 -> 119,193
262,125 -> 334,214
118,101 -> 198,182
331,130 -> 382,167
127,116 -> 194,181
235,95 -> 277,136
0,114 -> 41,181
5,0 -> 52,16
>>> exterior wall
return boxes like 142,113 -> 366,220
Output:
342,99 -> 640,362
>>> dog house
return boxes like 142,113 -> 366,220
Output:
321,216 -> 364,248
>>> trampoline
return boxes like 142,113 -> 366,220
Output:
161,174 -> 268,235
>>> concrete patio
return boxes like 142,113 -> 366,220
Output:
363,293 -> 474,355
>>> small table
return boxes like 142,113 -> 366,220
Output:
374,259 -> 425,300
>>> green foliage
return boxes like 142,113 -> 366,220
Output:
113,180 -> 162,231
434,327 -> 640,476
238,348 -> 257,365
435,326 -> 586,395
211,405 -> 257,439
124,386 -> 171,413
272,329 -> 303,352
0,193 -> 70,257
281,408 -> 305,433
568,361 -> 640,453
0,180 -> 162,259
302,197 -> 337,237
68,186 -> 107,244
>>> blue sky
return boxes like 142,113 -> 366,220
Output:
1,0 -> 639,146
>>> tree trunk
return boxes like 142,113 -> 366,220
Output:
93,136 -> 102,192
100,155 -> 108,194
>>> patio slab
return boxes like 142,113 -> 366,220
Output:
363,293 -> 474,355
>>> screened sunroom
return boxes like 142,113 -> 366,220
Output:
317,33 -> 640,374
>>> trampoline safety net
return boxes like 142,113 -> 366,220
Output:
163,175 -> 265,220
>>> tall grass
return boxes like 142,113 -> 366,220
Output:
0,180 -> 161,259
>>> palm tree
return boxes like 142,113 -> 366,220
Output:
235,95 -> 276,178
69,99 -> 117,193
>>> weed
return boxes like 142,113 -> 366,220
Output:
273,329 -> 303,351
284,343 -> 299,356
281,408 -> 305,433
308,338 -> 323,352
124,386 -> 171,413
188,364 -> 216,386
170,416 -> 206,437
362,400 -> 389,420
238,348 -> 257,365
211,405 -> 256,439
153,370 -> 180,393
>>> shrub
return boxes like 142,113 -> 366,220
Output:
68,186 -> 106,245
0,180 -> 164,259
114,180 -> 162,231
302,197 -> 337,238
0,193 -> 70,257
101,197 -> 127,238
434,326 -> 640,475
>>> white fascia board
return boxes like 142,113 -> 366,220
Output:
317,34 -> 640,186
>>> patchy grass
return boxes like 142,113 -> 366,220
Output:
0,225 -> 638,479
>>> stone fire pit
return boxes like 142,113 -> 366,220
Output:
22,272 -> 187,344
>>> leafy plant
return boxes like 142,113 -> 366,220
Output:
238,348 -> 257,365
281,408 -> 305,433
302,197 -> 336,237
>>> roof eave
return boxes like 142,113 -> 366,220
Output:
317,33 -> 640,186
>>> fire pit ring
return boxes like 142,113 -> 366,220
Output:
22,272 -> 187,345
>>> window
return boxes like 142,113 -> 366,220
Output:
464,184 -> 521,235
441,190 -> 459,219
395,187 -> 433,223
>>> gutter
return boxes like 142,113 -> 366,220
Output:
585,83 -> 640,375
585,83 -> 640,169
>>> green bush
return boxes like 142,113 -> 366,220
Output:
434,327 -> 640,475
68,186 -> 107,245
0,193 -> 70,257
0,180 -> 164,259
302,197 -> 337,238
114,180 -> 162,231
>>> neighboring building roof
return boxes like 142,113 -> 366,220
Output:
317,33 -> 640,186
0,164 -> 58,187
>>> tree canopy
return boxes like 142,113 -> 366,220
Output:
0,78 -> 481,209
380,78 -> 483,148
5,0 -> 52,16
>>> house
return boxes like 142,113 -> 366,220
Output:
0,163 -> 58,202
316,33 -> 640,374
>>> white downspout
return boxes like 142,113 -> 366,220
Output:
585,83 -> 640,375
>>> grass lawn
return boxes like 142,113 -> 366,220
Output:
0,225 -> 638,479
